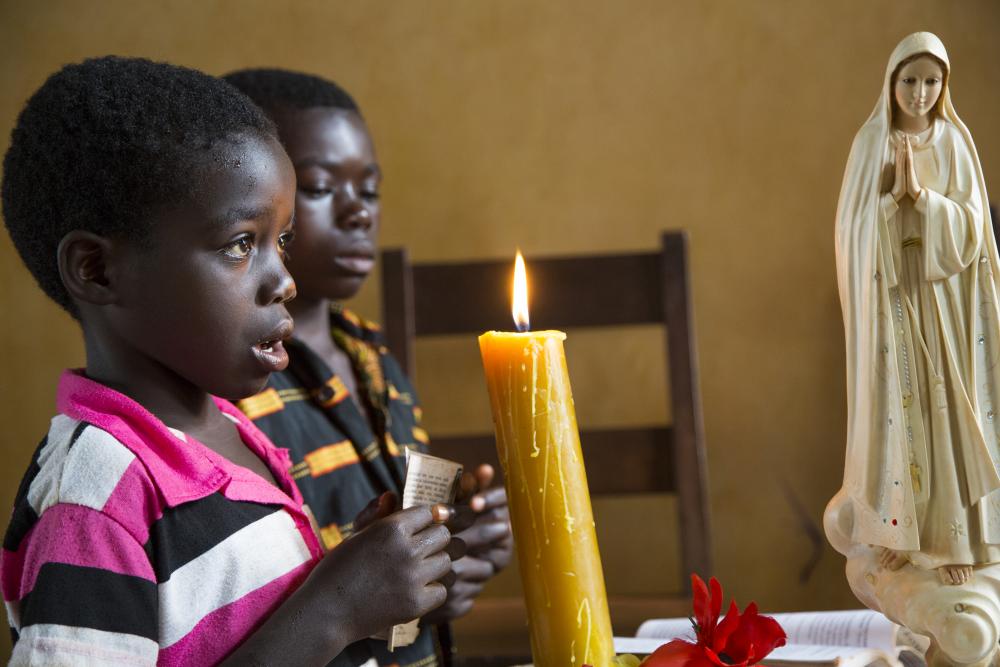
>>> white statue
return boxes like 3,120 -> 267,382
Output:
826,32 -> 1000,666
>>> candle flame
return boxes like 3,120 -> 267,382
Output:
513,250 -> 529,332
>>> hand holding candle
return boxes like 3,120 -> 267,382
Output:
479,251 -> 614,666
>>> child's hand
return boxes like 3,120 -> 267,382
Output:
422,553 -> 494,622
312,502 -> 457,641
458,464 -> 513,572
423,463 -> 514,623
352,491 -> 398,532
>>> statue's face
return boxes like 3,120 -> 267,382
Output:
893,56 -> 944,120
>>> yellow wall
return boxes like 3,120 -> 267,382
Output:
2,0 -> 1000,656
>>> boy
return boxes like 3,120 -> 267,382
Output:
1,57 -> 456,666
224,69 -> 514,666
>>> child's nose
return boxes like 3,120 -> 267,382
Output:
261,259 -> 296,305
334,184 -> 373,231
337,202 -> 373,231
344,208 -> 373,230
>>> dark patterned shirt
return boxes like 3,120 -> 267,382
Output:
237,306 -> 437,667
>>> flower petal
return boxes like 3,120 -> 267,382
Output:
708,577 -> 723,625
691,574 -> 713,640
642,640 -> 710,667
721,603 -> 787,664
713,600 -> 742,651
704,645 -> 742,667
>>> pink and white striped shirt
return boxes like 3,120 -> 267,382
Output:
2,370 -> 324,665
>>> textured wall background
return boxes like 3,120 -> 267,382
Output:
2,0 -> 999,657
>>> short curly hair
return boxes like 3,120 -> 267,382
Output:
223,68 -> 360,115
1,56 -> 277,316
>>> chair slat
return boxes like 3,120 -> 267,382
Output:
412,253 -> 663,335
430,426 -> 675,495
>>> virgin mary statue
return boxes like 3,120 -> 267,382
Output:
827,32 -> 1000,587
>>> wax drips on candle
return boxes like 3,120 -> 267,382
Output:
551,343 -> 576,534
507,358 -> 541,559
577,598 -> 593,666
540,350 -> 553,546
479,330 -> 613,665
530,344 -> 540,458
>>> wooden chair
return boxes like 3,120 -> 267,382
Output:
381,230 -> 712,663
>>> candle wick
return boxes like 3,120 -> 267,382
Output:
516,320 -> 530,333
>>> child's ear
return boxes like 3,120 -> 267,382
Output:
57,231 -> 121,306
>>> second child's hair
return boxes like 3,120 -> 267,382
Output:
223,68 -> 359,115
1,56 -> 277,317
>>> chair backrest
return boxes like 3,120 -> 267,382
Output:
380,230 -> 713,588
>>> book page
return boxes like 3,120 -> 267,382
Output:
637,610 -> 898,650
770,611 -> 898,651
614,638 -> 898,666
386,450 -> 463,651
401,450 -> 464,509
770,644 -> 889,663
632,618 -> 695,641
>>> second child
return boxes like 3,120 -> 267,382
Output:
225,68 -> 514,665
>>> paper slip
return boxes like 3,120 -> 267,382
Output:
401,450 -> 464,510
383,450 -> 463,651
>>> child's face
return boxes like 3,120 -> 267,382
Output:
274,107 -> 380,302
110,134 -> 297,399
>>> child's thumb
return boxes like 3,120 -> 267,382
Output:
352,491 -> 397,532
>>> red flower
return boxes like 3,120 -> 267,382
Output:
641,575 -> 786,667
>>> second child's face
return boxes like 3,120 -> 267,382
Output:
112,134 -> 297,400
275,107 -> 380,302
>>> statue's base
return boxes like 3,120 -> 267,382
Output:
844,547 -> 1000,667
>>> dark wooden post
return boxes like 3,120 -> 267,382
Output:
380,248 -> 416,380
660,230 -> 713,588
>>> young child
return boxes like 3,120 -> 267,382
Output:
1,57 -> 457,666
224,69 -> 514,665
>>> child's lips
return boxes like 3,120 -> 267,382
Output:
252,319 -> 293,372
334,255 -> 375,275
252,339 -> 289,372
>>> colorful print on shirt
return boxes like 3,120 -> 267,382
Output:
239,306 -> 439,667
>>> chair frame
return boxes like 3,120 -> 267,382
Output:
380,230 -> 712,659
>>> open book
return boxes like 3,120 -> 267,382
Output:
613,609 -> 929,667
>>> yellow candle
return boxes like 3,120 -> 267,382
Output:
478,252 -> 613,666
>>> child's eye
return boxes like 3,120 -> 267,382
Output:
362,187 -> 380,202
301,185 -> 333,199
221,236 -> 254,260
278,230 -> 295,259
